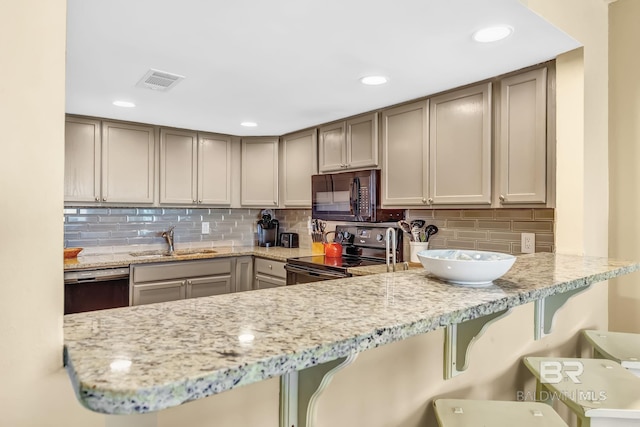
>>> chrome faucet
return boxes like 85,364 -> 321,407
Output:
161,226 -> 175,254
385,227 -> 397,272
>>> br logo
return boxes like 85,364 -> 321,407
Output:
540,361 -> 584,384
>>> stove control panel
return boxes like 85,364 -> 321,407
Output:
335,225 -> 398,249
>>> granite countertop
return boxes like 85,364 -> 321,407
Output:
63,253 -> 640,415
64,246 -> 315,271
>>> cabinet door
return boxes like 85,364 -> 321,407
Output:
381,101 -> 429,206
101,121 -> 155,204
429,83 -> 492,205
64,117 -> 101,203
187,275 -> 232,299
234,256 -> 254,293
281,129 -> 317,207
241,138 -> 279,207
199,132 -> 232,205
346,113 -> 378,169
132,280 -> 185,306
254,273 -> 285,289
497,68 -> 547,204
318,122 -> 346,173
160,128 -> 197,204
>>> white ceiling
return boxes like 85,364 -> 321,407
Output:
65,0 -> 580,136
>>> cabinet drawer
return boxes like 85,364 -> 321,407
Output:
255,274 -> 285,289
132,258 -> 232,283
254,258 -> 286,279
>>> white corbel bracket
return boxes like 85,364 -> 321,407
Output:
444,309 -> 511,379
280,353 -> 358,427
534,286 -> 591,340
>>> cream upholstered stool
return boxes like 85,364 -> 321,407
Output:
433,398 -> 568,427
524,356 -> 640,427
584,330 -> 640,377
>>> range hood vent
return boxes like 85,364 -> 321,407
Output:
136,69 -> 185,91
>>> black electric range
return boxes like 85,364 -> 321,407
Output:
285,225 -> 403,285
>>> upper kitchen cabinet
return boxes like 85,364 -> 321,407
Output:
241,137 -> 279,207
381,100 -> 429,206
101,121 -> 155,204
428,82 -> 492,205
496,67 -> 548,205
64,117 -> 155,204
318,112 -> 379,173
280,129 -> 317,207
65,117 -> 101,202
160,129 -> 231,206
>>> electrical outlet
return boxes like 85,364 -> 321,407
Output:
201,222 -> 210,234
521,233 -> 535,254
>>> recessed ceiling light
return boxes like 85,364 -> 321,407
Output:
360,76 -> 388,86
112,100 -> 136,108
241,121 -> 258,127
473,25 -> 514,43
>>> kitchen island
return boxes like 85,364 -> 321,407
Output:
63,253 -> 640,418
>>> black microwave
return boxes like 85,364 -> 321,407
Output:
311,169 -> 404,222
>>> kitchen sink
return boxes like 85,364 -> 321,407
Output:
129,249 -> 217,258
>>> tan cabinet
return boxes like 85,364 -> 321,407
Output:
130,258 -> 234,306
318,112 -> 378,173
429,83 -> 492,205
160,129 -> 232,205
381,101 -> 429,206
101,121 -> 155,204
65,118 -> 156,204
280,129 -> 317,207
65,117 -> 101,202
234,256 -> 254,292
496,67 -> 548,205
253,257 -> 286,289
241,137 -> 279,207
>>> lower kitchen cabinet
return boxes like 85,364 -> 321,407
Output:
254,257 -> 286,289
235,256 -> 254,292
130,258 -> 233,306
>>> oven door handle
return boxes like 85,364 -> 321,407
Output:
284,264 -> 348,279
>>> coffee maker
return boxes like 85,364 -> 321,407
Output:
257,210 -> 279,247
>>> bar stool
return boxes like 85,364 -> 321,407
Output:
524,356 -> 640,427
583,330 -> 640,377
433,398 -> 568,427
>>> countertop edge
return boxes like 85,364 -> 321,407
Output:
63,258 -> 640,414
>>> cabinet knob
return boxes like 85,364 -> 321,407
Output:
95,197 -> 100,202
268,264 -> 272,269
198,200 -> 202,204
427,198 -> 433,205
499,195 -> 505,202
102,197 -> 107,202
193,199 -> 197,203
422,198 -> 427,204
273,201 -> 277,205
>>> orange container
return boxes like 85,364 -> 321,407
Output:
323,242 -> 342,258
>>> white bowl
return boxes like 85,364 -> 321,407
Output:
417,249 -> 516,286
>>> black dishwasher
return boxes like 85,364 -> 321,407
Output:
64,267 -> 130,314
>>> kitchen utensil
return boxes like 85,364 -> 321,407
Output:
397,220 -> 412,239
425,225 -> 439,241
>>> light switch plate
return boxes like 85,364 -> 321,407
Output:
201,222 -> 210,234
521,233 -> 535,254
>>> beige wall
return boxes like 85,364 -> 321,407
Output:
609,0 -> 640,332
0,1 -> 102,426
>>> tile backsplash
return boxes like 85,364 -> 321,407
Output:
63,207 -> 262,254
63,207 -> 554,256
406,208 -> 554,255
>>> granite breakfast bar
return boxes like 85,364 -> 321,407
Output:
63,253 -> 640,425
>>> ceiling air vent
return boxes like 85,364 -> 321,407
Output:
136,69 -> 185,92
